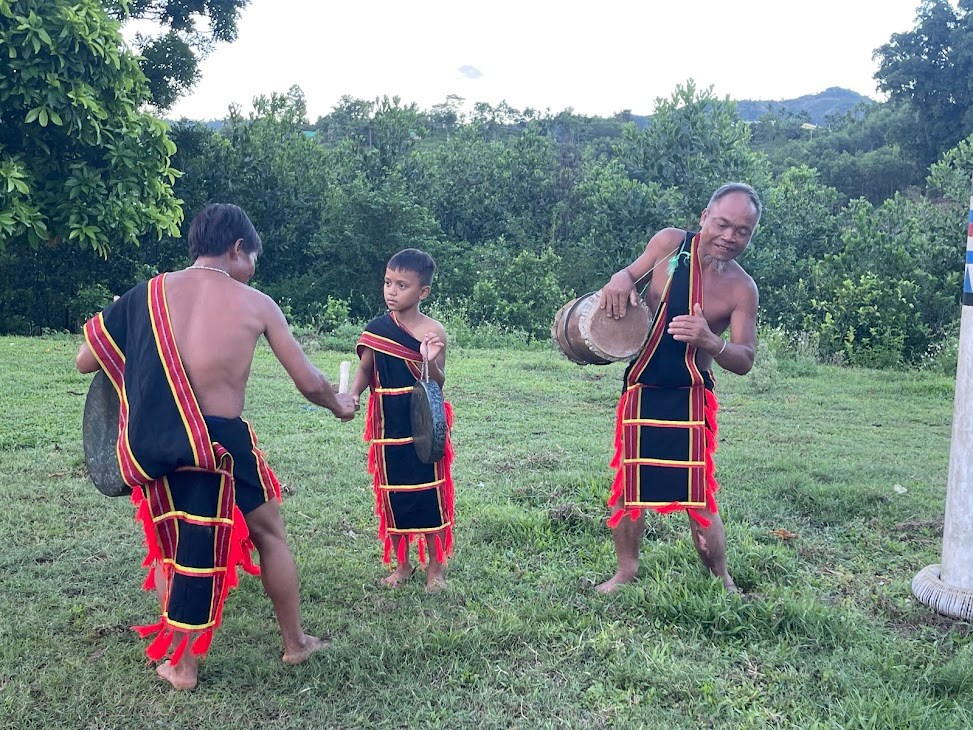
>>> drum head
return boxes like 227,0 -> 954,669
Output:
82,370 -> 130,497
582,293 -> 650,361
410,379 -> 447,464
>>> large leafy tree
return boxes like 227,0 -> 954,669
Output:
106,0 -> 250,111
0,0 -> 182,254
874,0 -> 973,167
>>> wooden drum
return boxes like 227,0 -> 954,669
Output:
551,290 -> 650,365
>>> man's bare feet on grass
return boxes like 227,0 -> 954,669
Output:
381,564 -> 416,588
594,572 -> 636,594
282,634 -> 331,665
156,659 -> 198,691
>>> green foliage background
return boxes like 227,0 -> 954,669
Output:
2,0 -> 973,370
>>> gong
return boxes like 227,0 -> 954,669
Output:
410,360 -> 447,464
82,370 -> 130,497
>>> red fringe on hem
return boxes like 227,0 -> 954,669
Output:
128,478 -> 259,661
370,401 -> 456,568
606,387 -> 721,530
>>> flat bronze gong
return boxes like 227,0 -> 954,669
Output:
82,370 -> 130,497
410,361 -> 447,464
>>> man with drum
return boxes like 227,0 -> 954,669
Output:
595,182 -> 761,594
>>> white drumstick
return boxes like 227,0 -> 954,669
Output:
338,360 -> 351,394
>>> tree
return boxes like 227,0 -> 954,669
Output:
105,0 -> 250,111
0,0 -> 182,254
613,80 -> 770,222
874,0 -> 973,167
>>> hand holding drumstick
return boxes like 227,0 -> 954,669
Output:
330,360 -> 359,421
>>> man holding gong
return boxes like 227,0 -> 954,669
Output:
76,203 -> 357,689
595,183 -> 761,594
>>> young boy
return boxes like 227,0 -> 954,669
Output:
76,203 -> 358,689
349,248 -> 454,593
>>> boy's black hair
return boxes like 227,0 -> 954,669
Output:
387,248 -> 436,287
188,203 -> 263,259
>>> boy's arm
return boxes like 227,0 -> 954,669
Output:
349,347 -> 374,402
420,324 -> 447,388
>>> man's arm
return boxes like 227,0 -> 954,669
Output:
76,341 -> 100,374
260,295 -> 357,419
667,281 -> 758,376
715,279 -> 758,376
599,227 -> 684,319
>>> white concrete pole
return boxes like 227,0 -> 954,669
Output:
913,173 -> 973,620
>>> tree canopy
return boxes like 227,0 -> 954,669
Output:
106,0 -> 250,110
0,0 -> 182,254
874,0 -> 973,167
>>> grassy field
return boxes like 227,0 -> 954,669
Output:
1,334 -> 971,729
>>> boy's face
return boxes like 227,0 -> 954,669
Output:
384,267 -> 429,313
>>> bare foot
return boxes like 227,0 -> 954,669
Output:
155,659 -> 198,691
595,572 -> 636,594
722,576 -> 740,594
282,635 -> 330,665
381,564 -> 416,588
425,574 -> 447,594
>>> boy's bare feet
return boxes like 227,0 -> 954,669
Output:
425,571 -> 447,594
156,659 -> 198,691
594,571 -> 636,594
282,634 -> 330,665
381,564 -> 416,588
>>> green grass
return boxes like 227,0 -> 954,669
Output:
1,335 -> 971,729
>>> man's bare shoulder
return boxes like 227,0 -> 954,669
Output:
235,283 -> 280,314
726,262 -> 759,305
647,227 -> 686,254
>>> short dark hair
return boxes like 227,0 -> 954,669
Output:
187,203 -> 263,258
708,183 -> 762,223
387,248 -> 436,287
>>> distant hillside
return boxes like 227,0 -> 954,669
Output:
735,87 -> 875,125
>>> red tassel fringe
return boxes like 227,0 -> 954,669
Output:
168,632 -> 190,666
145,628 -> 174,662
369,401 -> 456,568
191,629 -> 213,657
606,387 -> 721,529
129,475 -> 261,662
606,390 -> 629,515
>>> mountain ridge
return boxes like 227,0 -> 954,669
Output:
734,86 -> 875,125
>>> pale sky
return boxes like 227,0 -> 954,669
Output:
156,0 -> 929,122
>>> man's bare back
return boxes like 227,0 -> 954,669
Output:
164,270 -> 266,418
